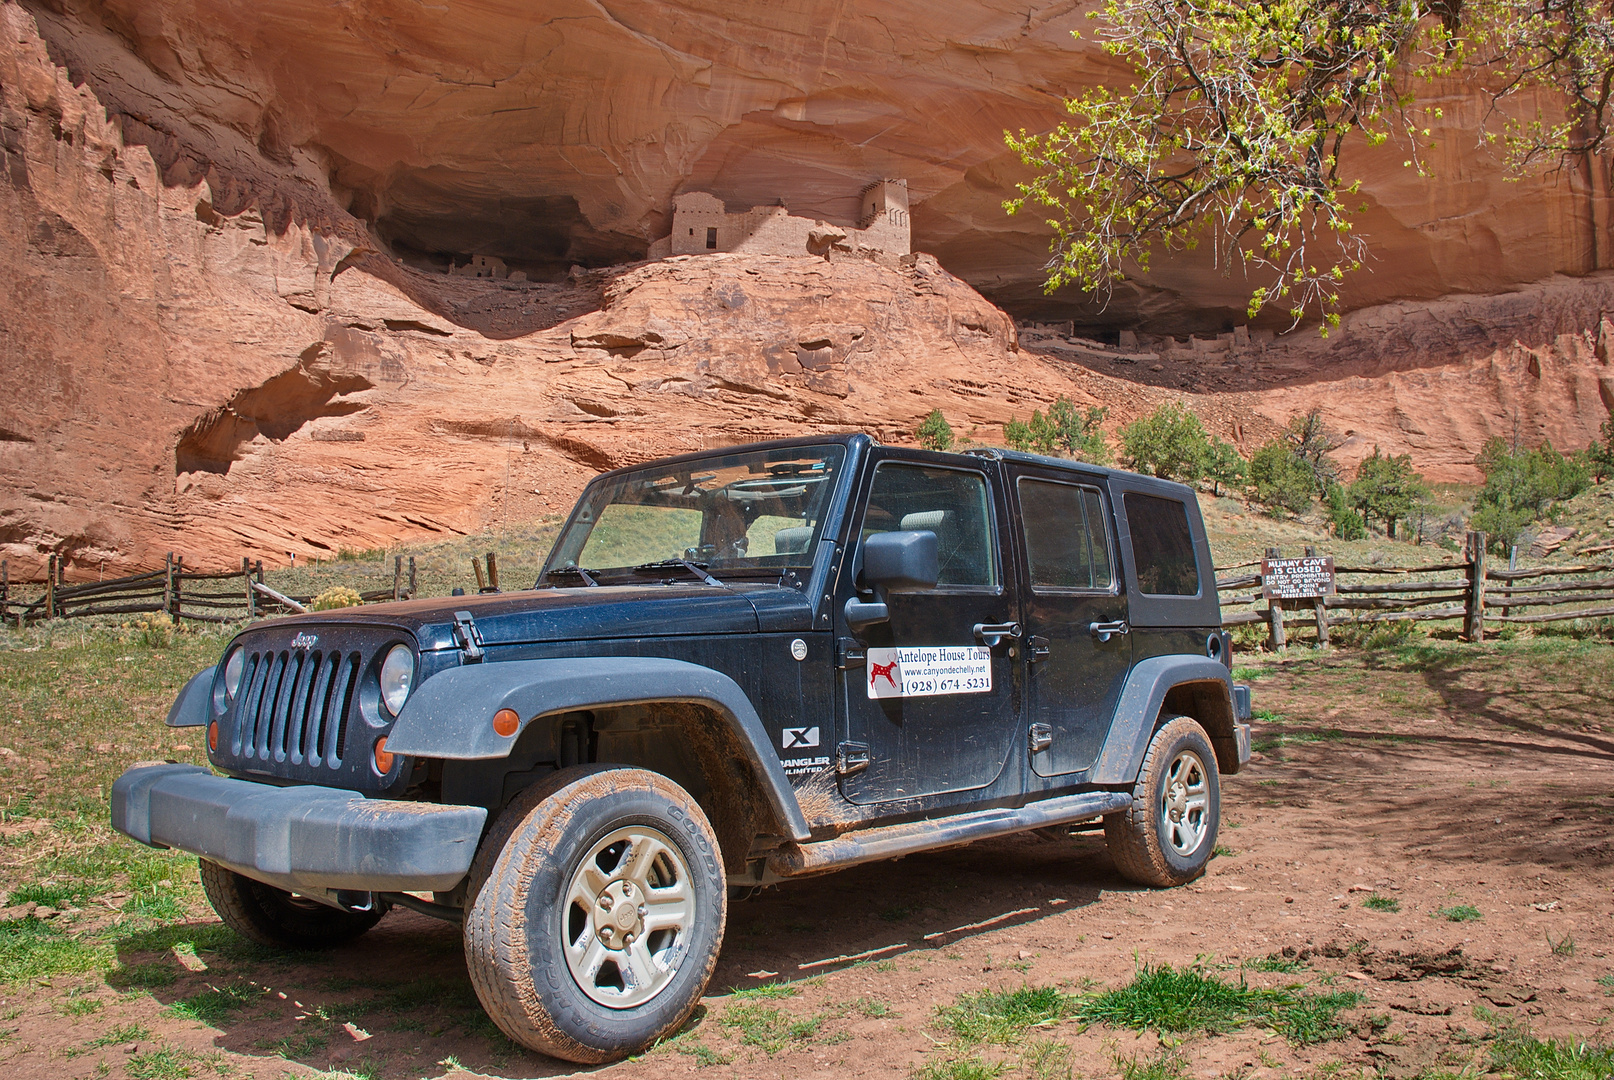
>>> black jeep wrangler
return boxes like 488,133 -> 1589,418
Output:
112,434 -> 1251,1062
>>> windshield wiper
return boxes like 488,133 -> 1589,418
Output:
544,566 -> 599,587
632,559 -> 727,588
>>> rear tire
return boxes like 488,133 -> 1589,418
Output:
463,766 -> 726,1064
199,860 -> 385,948
1105,716 -> 1220,887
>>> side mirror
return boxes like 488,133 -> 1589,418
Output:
845,530 -> 938,629
863,530 -> 939,592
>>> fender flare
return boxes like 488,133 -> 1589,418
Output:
1088,655 -> 1234,785
165,666 -> 216,728
386,657 -> 811,842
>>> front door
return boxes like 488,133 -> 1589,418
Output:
1009,467 -> 1132,777
837,456 -> 1020,805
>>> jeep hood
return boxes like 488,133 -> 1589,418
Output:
243,584 -> 809,650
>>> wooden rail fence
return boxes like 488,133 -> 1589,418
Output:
1218,532 -> 1614,651
0,554 -> 418,629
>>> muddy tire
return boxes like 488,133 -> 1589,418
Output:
198,860 -> 385,948
463,765 -> 726,1064
1105,716 -> 1220,887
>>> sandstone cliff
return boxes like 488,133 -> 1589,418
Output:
0,3 -> 1610,581
17,0 -> 1614,332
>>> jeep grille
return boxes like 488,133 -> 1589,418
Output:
232,648 -> 357,767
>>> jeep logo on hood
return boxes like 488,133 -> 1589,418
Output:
290,633 -> 319,650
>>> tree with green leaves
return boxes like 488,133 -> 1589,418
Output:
1283,408 -> 1342,498
1202,436 -> 1247,497
1120,402 -> 1214,484
1005,397 -> 1112,463
1004,0 -> 1614,327
1249,439 -> 1316,514
1470,437 -> 1591,549
1584,415 -> 1614,482
1347,446 -> 1429,538
917,409 -> 954,452
1325,483 -> 1368,539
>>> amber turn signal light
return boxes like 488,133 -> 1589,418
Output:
207,721 -> 219,753
492,709 -> 520,737
373,736 -> 395,774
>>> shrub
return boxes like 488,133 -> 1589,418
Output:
1347,446 -> 1428,538
1202,436 -> 1247,497
1325,483 -> 1366,539
917,409 -> 955,452
1581,414 -> 1614,482
1120,402 -> 1212,483
1004,398 -> 1110,463
1470,438 -> 1590,550
311,586 -> 363,611
1250,440 -> 1315,514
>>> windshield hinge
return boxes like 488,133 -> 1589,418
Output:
836,637 -> 866,670
836,741 -> 870,776
452,610 -> 485,663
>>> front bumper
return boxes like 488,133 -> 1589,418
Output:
111,764 -> 487,896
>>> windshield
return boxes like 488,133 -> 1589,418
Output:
544,444 -> 847,580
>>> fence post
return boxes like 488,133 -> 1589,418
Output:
471,556 -> 487,592
244,557 -> 256,620
163,553 -> 173,625
393,555 -> 403,602
1304,545 -> 1328,648
1263,547 -> 1285,653
1,559 -> 7,624
172,555 -> 184,626
1464,531 -> 1488,642
45,554 -> 56,620
486,551 -> 500,591
408,557 -> 416,599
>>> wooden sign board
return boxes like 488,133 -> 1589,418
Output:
1262,556 -> 1335,600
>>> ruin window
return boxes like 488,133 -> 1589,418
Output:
689,228 -> 694,236
705,227 -> 718,249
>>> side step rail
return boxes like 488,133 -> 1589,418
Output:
767,789 -> 1133,877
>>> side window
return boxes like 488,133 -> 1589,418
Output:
864,464 -> 998,587
1124,493 -> 1200,596
1017,479 -> 1113,590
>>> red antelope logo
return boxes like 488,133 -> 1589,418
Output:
869,659 -> 899,689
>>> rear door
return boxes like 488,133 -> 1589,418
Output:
1008,465 -> 1131,777
836,453 -> 1021,804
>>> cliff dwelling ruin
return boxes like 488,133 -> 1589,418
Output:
648,180 -> 911,260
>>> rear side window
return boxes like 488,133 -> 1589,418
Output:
863,464 -> 998,587
1017,479 -> 1113,590
1124,493 -> 1200,596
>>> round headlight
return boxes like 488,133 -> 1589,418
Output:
222,648 -> 245,699
380,644 -> 414,717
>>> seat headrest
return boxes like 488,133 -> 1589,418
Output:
899,510 -> 951,532
773,526 -> 813,555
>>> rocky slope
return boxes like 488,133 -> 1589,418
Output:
17,0 -> 1614,331
0,2 -> 1610,579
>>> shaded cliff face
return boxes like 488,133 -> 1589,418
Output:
19,0 -> 1614,333
0,2 -> 1609,581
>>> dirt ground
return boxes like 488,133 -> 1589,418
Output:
2,636 -> 1611,1080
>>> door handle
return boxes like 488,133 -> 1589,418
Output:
1089,620 -> 1130,643
973,622 -> 1022,648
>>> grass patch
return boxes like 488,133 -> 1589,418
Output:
719,1001 -> 822,1054
915,1057 -> 1008,1080
165,982 -> 258,1025
1437,904 -> 1482,922
855,996 -> 898,1018
675,1041 -> 732,1067
1363,894 -> 1401,912
128,1046 -> 199,1080
0,916 -> 103,983
1117,1049 -> 1190,1080
1080,963 -> 1361,1044
1244,953 -> 1307,973
1597,973 -> 1614,995
89,1021 -> 152,1048
1489,1028 -> 1614,1080
938,985 -> 1077,1044
729,980 -> 799,1001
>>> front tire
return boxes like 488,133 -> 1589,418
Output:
198,860 -> 385,948
1105,716 -> 1220,887
463,766 -> 727,1064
